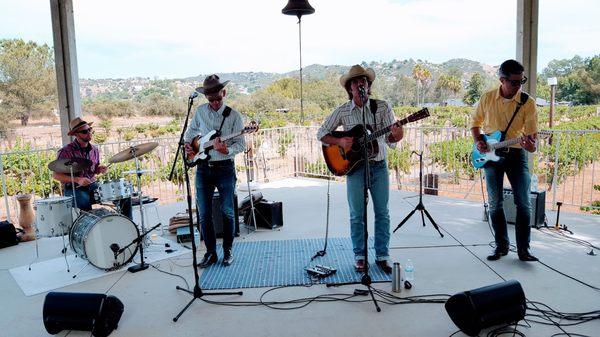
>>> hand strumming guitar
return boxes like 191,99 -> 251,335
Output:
213,137 -> 229,154
337,137 -> 353,153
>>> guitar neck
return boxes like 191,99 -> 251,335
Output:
490,135 -> 524,150
365,118 -> 408,142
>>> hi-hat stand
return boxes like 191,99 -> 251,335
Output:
169,93 -> 242,323
128,149 -> 150,273
393,151 -> 443,237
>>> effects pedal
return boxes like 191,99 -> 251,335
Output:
306,265 -> 337,278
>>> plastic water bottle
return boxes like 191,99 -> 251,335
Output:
404,259 -> 414,282
530,174 -> 539,192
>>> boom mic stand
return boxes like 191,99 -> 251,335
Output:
169,93 -> 242,323
393,151 -> 443,237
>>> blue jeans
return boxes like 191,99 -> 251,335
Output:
484,149 -> 532,251
64,182 -> 133,219
346,160 -> 391,262
195,160 -> 237,253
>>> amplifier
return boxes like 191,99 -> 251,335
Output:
196,191 -> 239,238
502,188 -> 546,228
243,200 -> 283,229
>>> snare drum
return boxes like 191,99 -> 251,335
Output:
95,179 -> 132,202
69,208 -> 139,270
34,196 -> 74,237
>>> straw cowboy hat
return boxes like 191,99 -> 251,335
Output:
67,117 -> 93,136
195,74 -> 230,95
339,65 -> 376,88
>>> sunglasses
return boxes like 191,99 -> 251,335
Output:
503,76 -> 527,87
207,96 -> 223,103
78,128 -> 94,135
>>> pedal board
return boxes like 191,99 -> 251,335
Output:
306,265 -> 337,278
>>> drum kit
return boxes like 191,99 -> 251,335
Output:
29,142 -> 160,275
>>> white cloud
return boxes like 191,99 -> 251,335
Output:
0,0 -> 598,78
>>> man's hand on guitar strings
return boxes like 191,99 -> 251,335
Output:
520,134 -> 536,152
337,137 -> 353,153
214,137 -> 229,154
476,140 -> 489,153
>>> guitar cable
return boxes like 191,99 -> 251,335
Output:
311,178 -> 331,261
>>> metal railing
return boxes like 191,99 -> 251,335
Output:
2,126 -> 598,222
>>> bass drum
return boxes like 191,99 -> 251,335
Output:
70,209 -> 139,270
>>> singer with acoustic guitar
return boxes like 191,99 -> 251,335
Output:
471,59 -> 538,262
317,65 -> 404,274
184,74 -> 246,268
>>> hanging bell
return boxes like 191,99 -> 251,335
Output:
281,0 -> 315,18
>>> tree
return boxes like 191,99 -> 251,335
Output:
463,73 -> 485,106
412,64 -> 431,105
0,39 -> 56,125
435,74 -> 462,103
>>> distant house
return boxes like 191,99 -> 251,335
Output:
536,97 -> 549,106
442,98 -> 467,107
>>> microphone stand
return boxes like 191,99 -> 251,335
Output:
169,94 -> 242,323
392,151 -> 443,237
328,87 -> 381,312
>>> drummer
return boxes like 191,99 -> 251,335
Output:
52,117 -> 133,219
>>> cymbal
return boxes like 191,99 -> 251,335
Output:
108,142 -> 159,164
48,157 -> 93,174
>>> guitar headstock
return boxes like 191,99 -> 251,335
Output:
242,121 -> 260,134
399,107 -> 430,125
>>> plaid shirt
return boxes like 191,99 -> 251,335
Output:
57,140 -> 100,181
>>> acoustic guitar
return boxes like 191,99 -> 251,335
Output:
322,108 -> 430,176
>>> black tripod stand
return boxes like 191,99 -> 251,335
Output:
169,93 -> 242,323
393,151 -> 443,238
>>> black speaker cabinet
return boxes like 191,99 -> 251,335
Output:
503,188 -> 545,227
244,200 -> 283,229
43,292 -> 124,337
445,280 -> 526,336
212,191 -> 239,237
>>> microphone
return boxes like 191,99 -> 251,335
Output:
110,243 -> 120,259
189,91 -> 198,99
358,85 -> 366,102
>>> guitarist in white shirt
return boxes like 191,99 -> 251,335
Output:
317,65 -> 404,274
184,74 -> 246,268
471,60 -> 538,262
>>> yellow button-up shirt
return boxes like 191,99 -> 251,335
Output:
471,87 -> 538,148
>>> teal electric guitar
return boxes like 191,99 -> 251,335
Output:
471,130 -> 548,169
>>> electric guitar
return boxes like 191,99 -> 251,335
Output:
186,121 -> 259,167
471,130 -> 549,169
322,108 -> 430,176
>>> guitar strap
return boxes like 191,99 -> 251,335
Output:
216,106 -> 232,137
369,99 -> 378,130
501,92 -> 529,141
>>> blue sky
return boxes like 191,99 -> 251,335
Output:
1,0 -> 598,79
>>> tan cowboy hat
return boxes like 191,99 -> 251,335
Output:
339,65 -> 376,88
195,74 -> 230,95
67,117 -> 94,136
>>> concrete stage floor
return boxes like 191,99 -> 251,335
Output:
1,178 -> 598,337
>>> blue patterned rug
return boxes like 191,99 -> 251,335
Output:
199,237 -> 391,290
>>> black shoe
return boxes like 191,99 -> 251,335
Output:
197,251 -> 217,268
487,248 -> 509,261
518,250 -> 538,262
375,260 -> 393,274
223,249 -> 234,266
